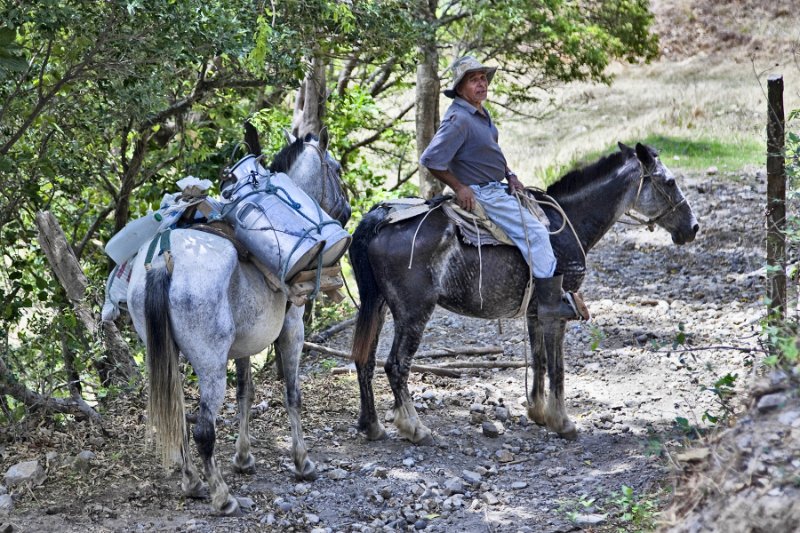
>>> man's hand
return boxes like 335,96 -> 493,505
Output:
506,172 -> 525,193
454,184 -> 476,211
425,167 -> 476,210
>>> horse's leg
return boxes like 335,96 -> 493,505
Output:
194,362 -> 241,515
355,311 -> 387,441
386,306 -> 436,445
276,305 -> 317,480
180,429 -> 207,499
232,357 -> 256,474
526,314 -> 548,426
274,345 -> 284,381
541,318 -> 577,440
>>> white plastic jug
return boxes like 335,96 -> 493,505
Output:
104,212 -> 164,264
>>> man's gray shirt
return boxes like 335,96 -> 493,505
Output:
419,97 -> 507,186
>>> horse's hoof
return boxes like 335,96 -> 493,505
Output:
558,429 -> 579,441
366,423 -> 387,441
233,453 -> 256,474
406,426 -> 433,446
526,406 -> 547,426
217,495 -> 242,517
555,422 -> 579,441
295,459 -> 318,481
413,432 -> 435,447
183,482 -> 209,500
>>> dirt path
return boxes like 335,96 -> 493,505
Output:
5,1 -> 798,530
2,168 -> 766,532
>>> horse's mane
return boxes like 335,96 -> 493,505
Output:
269,133 -> 318,173
546,149 -> 630,196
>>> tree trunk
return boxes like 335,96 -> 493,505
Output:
292,52 -> 327,137
35,211 -> 140,387
114,134 -> 149,234
415,1 -> 442,199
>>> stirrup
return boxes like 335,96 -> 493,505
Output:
565,292 -> 590,321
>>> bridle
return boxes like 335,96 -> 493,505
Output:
622,160 -> 687,231
302,140 -> 350,224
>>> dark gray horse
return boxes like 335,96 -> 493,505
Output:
350,142 -> 698,444
125,125 -> 349,515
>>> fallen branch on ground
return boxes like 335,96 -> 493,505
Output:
303,342 -> 352,358
331,363 -> 461,378
0,358 -> 102,423
417,345 -> 504,359
308,317 -> 356,343
303,341 -> 525,378
303,341 -> 503,360
653,345 -> 758,354
435,360 -> 528,370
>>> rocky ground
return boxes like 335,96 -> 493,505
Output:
0,167 -> 781,532
4,1 -> 800,531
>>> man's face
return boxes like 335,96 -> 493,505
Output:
457,71 -> 489,106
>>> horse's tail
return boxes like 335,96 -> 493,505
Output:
350,208 -> 388,366
144,266 -> 186,467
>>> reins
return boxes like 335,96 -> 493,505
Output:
517,190 -> 586,264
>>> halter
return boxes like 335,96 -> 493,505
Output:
302,140 -> 350,223
621,160 -> 687,231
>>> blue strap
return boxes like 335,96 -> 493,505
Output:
143,230 -> 171,269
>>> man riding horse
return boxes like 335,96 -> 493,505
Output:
420,56 -> 589,321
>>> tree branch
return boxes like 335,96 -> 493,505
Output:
304,341 -> 515,378
340,101 -> 414,163
0,356 -> 101,423
390,167 -> 418,191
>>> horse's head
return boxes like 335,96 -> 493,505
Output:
620,142 -> 699,245
270,128 -> 351,226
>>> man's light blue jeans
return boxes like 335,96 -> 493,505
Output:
470,182 -> 556,278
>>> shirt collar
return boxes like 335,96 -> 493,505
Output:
453,96 -> 487,116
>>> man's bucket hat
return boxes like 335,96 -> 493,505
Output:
443,55 -> 497,99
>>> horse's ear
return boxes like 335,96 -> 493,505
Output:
244,122 -> 262,156
283,128 -> 297,144
635,142 -> 654,165
618,141 -> 633,154
318,127 -> 329,152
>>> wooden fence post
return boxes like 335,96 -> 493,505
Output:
766,75 -> 786,323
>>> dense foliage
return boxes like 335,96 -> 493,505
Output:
0,0 -> 661,424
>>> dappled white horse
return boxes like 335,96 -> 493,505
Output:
125,124 -> 350,515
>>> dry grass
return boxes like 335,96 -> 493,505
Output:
496,0 -> 800,188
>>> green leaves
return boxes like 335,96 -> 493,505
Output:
0,27 -> 27,76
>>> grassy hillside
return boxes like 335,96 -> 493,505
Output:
496,0 -> 800,187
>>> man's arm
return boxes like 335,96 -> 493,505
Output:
427,167 -> 477,211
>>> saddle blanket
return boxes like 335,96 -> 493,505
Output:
378,192 -> 549,247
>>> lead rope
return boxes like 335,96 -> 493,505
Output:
472,216 -> 485,309
408,203 -> 443,269
513,191 -> 537,410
